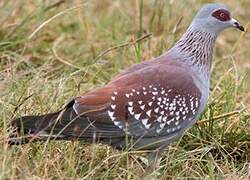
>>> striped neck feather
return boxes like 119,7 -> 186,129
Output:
168,29 -> 216,81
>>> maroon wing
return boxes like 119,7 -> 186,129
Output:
72,61 -> 202,138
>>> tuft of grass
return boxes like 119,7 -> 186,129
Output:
0,0 -> 250,179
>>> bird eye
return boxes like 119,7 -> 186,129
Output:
212,9 -> 230,22
220,12 -> 225,18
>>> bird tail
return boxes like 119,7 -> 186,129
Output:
8,100 -> 79,145
9,110 -> 65,144
8,100 -> 124,146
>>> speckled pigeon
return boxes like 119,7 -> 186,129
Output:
9,3 -> 244,167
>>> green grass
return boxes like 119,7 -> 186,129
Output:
0,0 -> 250,179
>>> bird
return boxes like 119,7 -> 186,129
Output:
9,3 -> 244,168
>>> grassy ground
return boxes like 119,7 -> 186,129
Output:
0,0 -> 250,179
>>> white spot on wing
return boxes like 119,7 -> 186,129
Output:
108,111 -> 116,121
146,110 -> 152,117
145,123 -> 151,129
157,97 -> 162,101
195,100 -> 199,107
111,105 -> 116,110
141,119 -> 148,126
128,101 -> 133,106
162,116 -> 168,122
152,92 -> 158,95
134,113 -> 141,120
128,107 -> 134,115
140,104 -> 145,110
154,107 -> 159,113
156,123 -> 166,133
167,118 -> 174,125
108,111 -> 114,117
156,129 -> 161,134
156,116 -> 162,122
114,121 -> 123,129
160,123 -> 166,129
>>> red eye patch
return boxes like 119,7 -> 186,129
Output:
212,9 -> 231,21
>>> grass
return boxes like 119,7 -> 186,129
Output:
0,0 -> 250,179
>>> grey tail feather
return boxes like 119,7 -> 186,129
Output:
8,100 -> 76,145
8,100 -> 125,147
9,111 -> 64,145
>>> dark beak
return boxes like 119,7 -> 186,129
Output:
234,22 -> 245,31
231,18 -> 245,31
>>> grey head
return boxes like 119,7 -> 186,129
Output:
189,3 -> 244,36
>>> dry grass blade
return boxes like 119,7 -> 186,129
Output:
28,1 -> 88,40
197,110 -> 245,125
94,33 -> 152,62
52,35 -> 83,70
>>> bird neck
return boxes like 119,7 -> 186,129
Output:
167,28 -> 217,81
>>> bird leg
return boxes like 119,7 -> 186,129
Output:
147,148 -> 162,171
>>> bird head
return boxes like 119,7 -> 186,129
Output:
190,3 -> 244,35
